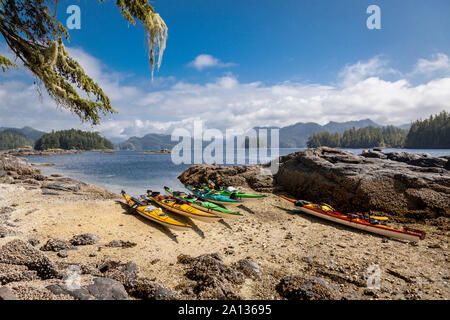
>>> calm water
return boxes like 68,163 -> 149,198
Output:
25,148 -> 450,196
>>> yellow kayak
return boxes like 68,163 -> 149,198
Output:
121,191 -> 192,230
148,193 -> 221,222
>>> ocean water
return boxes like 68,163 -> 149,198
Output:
25,148 -> 450,196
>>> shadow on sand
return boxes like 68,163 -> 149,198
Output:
115,200 -> 179,243
237,205 -> 255,215
218,219 -> 232,230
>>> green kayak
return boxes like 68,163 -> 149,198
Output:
202,183 -> 267,199
164,187 -> 243,218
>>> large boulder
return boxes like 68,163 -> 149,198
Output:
178,164 -> 274,192
274,148 -> 449,220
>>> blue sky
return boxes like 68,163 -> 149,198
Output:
1,0 -> 450,139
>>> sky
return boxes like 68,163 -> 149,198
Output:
1,0 -> 450,140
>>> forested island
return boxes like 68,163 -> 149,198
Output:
34,129 -> 114,151
307,111 -> 449,149
0,130 -> 34,150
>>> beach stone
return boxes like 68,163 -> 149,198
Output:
40,239 -> 75,252
235,259 -> 260,278
86,277 -> 128,300
0,263 -> 39,285
181,253 -> 245,300
27,238 -> 40,247
46,284 -> 94,300
57,251 -> 69,258
276,275 -> 334,300
70,234 -> 100,246
0,240 -> 60,279
106,240 -> 137,248
0,286 -> 18,300
125,277 -> 177,300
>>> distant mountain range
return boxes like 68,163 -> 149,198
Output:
0,126 -> 46,142
117,119 -> 400,150
116,133 -> 178,150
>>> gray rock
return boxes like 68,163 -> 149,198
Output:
46,284 -> 94,300
0,286 -> 18,300
57,251 -> 69,258
40,239 -> 75,252
106,240 -> 137,248
27,238 -> 40,247
70,234 -> 100,246
236,259 -> 260,278
86,277 -> 129,300
276,275 -> 334,300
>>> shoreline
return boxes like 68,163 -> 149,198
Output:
0,151 -> 449,300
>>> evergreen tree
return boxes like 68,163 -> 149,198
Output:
34,129 -> 114,150
405,111 -> 450,148
0,130 -> 33,150
0,0 -> 167,124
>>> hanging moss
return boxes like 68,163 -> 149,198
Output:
0,0 -> 168,124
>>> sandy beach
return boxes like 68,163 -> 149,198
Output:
1,177 -> 448,300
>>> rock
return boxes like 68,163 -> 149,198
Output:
273,148 -> 450,221
57,251 -> 69,258
40,239 -> 75,252
106,240 -> 137,248
0,263 -> 39,284
180,253 -> 245,300
46,284 -> 94,300
386,151 -> 447,168
27,238 -> 40,247
70,234 -> 100,246
276,275 -> 334,300
361,150 -> 388,159
235,259 -> 260,278
86,277 -> 129,300
178,164 -> 274,193
0,286 -> 18,300
0,154 -> 41,178
3,148 -> 82,157
0,240 -> 60,279
97,260 -> 138,285
125,277 -> 178,300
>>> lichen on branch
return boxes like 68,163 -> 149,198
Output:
0,0 -> 168,124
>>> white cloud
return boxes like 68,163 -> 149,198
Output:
188,54 -> 236,71
338,56 -> 399,86
1,48 -> 449,141
412,53 -> 450,76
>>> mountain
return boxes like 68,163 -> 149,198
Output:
117,133 -> 178,150
118,119 -> 386,150
278,119 -> 382,147
0,126 -> 46,142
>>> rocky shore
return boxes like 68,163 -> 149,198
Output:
1,149 -> 449,300
1,148 -> 83,157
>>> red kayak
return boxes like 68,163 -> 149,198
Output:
278,195 -> 426,242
